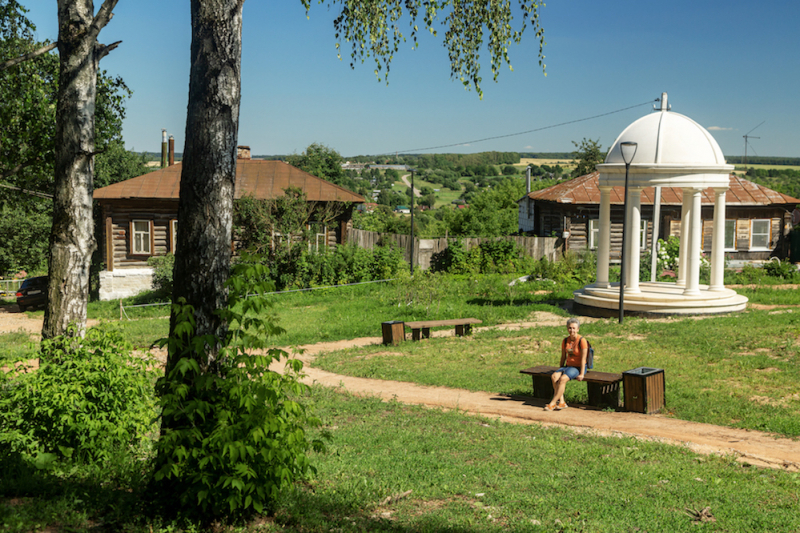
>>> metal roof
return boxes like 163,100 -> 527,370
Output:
523,172 -> 800,207
94,160 -> 365,203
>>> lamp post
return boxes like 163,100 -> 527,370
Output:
409,168 -> 416,275
618,142 -> 637,324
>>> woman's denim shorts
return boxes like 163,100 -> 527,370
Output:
555,366 -> 581,380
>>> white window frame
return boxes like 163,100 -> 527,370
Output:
724,219 -> 736,251
588,219 -> 600,250
640,219 -> 649,249
170,219 -> 178,254
750,219 -> 771,250
131,219 -> 152,255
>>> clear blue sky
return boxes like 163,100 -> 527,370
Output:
19,0 -> 800,158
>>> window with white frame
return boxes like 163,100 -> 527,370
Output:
750,219 -> 771,250
588,219 -> 600,249
131,220 -> 151,255
724,219 -> 736,251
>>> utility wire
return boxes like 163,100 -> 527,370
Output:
386,99 -> 659,155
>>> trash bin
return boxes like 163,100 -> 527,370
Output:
623,367 -> 665,414
381,321 -> 405,346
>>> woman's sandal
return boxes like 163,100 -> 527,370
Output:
556,401 -> 569,410
544,403 -> 557,411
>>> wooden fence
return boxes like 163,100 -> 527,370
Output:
349,229 -> 561,270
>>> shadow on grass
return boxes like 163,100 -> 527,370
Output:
275,487 -> 507,533
0,453 -> 147,532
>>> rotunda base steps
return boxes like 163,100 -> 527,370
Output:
573,282 -> 748,317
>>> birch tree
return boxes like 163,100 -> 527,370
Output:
170,0 -> 545,356
42,0 -> 120,338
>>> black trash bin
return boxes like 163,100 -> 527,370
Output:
623,367 -> 665,414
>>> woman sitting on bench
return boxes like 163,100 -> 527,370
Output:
544,317 -> 588,411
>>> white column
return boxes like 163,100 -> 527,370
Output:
596,186 -> 612,288
677,188 -> 692,287
684,187 -> 704,296
710,187 -> 728,291
627,187 -> 642,293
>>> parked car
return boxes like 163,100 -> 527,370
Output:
16,276 -> 47,312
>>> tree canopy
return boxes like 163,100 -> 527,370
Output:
571,138 -> 604,178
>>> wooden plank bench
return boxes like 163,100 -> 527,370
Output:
519,365 -> 622,408
404,318 -> 482,341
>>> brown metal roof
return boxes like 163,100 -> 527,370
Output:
523,172 -> 800,207
94,160 -> 365,203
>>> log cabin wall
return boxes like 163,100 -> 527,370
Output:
101,199 -> 178,271
100,199 -> 357,270
532,200 -> 791,261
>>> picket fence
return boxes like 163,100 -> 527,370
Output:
348,229 -> 560,271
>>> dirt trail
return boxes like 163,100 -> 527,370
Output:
279,325 -> 800,473
3,305 -> 798,472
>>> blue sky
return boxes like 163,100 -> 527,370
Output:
19,0 -> 800,158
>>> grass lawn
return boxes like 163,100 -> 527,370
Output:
3,275 -> 800,531
4,386 -> 799,532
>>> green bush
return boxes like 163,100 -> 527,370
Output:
763,258 -> 797,279
152,262 -> 325,522
0,325 -> 158,463
529,251 -> 596,287
148,253 -> 175,295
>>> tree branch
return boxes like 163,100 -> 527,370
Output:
0,182 -> 53,199
88,0 -> 120,42
0,42 -> 57,72
97,40 -> 122,61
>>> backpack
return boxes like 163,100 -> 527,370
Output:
584,337 -> 594,370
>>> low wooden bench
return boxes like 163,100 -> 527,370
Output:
404,318 -> 482,341
519,365 -> 622,408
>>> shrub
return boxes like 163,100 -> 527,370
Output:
529,251 -> 596,287
152,262 -> 325,522
148,253 -> 175,295
0,325 -> 158,463
763,258 -> 797,279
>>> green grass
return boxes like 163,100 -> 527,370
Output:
0,330 -> 39,364
313,304 -> 800,437
3,387 -> 799,532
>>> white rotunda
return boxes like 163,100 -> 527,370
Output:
573,93 -> 749,315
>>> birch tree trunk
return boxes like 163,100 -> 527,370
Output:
167,0 -> 243,372
43,0 -> 119,339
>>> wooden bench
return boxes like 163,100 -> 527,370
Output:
519,365 -> 622,408
404,318 -> 482,341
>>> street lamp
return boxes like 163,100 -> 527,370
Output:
409,168 -> 416,275
618,141 -> 637,324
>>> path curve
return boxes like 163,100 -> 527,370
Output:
279,335 -> 800,473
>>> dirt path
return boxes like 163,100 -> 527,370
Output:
3,305 -> 798,472
278,323 -> 800,473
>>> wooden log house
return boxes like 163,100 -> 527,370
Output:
518,172 -> 799,262
93,148 -> 364,300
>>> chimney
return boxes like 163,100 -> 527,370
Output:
237,145 -> 251,160
161,129 -> 168,168
168,135 -> 175,166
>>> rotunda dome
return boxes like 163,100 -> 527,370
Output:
597,93 -> 733,188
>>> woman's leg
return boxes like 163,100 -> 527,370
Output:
553,374 -> 570,405
547,372 -> 564,408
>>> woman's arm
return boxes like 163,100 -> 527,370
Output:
559,338 -> 567,367
577,338 -> 588,381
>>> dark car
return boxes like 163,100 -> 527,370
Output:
16,276 -> 48,312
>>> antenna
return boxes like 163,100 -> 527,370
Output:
743,121 -> 764,167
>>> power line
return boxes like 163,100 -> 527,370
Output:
386,99 -> 659,155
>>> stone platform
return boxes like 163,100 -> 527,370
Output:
573,281 -> 748,317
